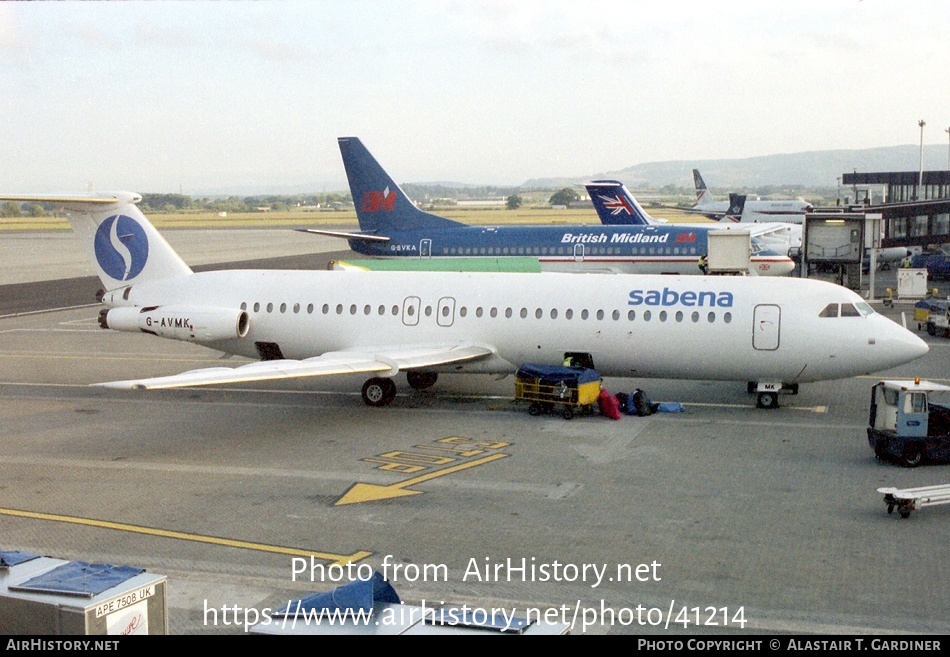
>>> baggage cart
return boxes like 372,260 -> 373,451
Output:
878,484 -> 950,519
514,364 -> 601,420
924,301 -> 950,337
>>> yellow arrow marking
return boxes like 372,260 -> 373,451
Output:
0,507 -> 370,567
336,453 -> 510,506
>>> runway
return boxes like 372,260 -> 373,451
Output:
1,228 -> 948,635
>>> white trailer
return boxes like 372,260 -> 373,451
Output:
878,483 -> 950,519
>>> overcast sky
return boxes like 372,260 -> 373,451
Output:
2,1 -> 948,194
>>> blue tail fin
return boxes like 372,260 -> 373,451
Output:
338,137 -> 463,233
585,180 -> 657,225
722,193 -> 746,222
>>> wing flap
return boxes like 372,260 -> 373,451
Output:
97,343 -> 494,390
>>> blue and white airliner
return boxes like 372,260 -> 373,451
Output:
586,179 -> 802,265
0,190 -> 928,409
299,138 -> 794,277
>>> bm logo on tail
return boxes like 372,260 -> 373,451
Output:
361,188 -> 397,212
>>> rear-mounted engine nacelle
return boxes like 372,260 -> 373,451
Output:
99,305 -> 250,343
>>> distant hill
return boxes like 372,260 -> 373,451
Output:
524,144 -> 948,190
187,144 -> 946,198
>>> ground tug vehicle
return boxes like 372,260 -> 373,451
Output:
867,379 -> 950,467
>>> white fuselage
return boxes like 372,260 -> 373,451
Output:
115,269 -> 927,385
697,201 -> 809,223
532,254 -> 794,277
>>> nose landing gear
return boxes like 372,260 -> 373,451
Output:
749,382 -> 798,409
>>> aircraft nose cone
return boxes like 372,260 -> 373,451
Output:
907,331 -> 930,360
885,325 -> 929,364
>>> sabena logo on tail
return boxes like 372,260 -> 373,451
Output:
93,214 -> 150,281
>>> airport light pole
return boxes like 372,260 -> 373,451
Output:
917,119 -> 925,200
945,126 -> 949,172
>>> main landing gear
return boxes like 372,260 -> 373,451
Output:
406,371 -> 438,390
361,377 -> 396,407
360,372 -> 440,407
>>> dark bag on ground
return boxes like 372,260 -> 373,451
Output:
632,389 -> 658,416
615,392 -> 630,414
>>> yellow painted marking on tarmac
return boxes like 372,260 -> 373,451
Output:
335,453 -> 510,506
0,507 -> 371,567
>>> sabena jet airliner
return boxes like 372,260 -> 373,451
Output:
0,191 -> 927,409
298,137 -> 795,277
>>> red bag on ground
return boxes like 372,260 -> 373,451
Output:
598,388 -> 622,420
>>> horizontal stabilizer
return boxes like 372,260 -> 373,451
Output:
0,193 -> 121,204
0,191 -> 141,212
296,228 -> 391,243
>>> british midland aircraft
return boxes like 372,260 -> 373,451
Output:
298,137 -> 794,276
692,169 -> 812,222
586,180 -> 801,265
0,191 -> 928,409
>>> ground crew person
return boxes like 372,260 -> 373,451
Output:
698,254 -> 709,274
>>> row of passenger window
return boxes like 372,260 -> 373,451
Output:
437,246 -> 700,256
239,301 -> 733,324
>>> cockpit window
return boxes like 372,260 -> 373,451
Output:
819,302 -> 874,319
750,237 -> 770,255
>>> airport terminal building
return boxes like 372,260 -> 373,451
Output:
842,170 -> 950,251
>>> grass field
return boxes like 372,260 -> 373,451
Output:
0,204 -> 710,231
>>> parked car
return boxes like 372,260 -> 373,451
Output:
910,247 -> 950,279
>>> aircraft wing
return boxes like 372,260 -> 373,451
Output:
97,343 -> 494,390
645,203 -> 725,219
296,228 -> 390,243
743,224 -> 794,238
